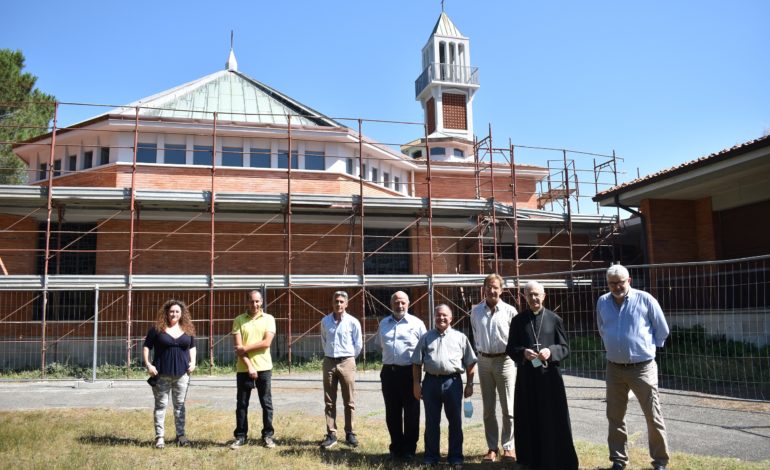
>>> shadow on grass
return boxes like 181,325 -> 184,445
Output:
78,434 -> 228,449
78,434 -> 529,469
276,436 -> 527,469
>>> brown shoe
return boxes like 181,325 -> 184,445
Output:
501,449 -> 516,462
482,449 -> 498,462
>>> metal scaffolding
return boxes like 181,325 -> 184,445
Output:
0,101 -> 624,375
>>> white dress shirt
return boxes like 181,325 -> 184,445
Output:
470,299 -> 518,354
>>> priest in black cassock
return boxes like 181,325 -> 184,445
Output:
506,280 -> 578,470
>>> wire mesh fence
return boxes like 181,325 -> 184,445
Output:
0,256 -> 768,400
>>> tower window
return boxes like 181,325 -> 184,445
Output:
430,147 -> 446,156
426,98 -> 436,134
453,149 -> 464,158
442,93 -> 467,130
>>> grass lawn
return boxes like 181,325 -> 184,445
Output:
0,408 -> 766,469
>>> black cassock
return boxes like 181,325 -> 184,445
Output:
506,308 -> 579,470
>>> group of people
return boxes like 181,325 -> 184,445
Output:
142,264 -> 671,470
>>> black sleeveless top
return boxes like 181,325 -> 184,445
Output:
144,327 -> 195,377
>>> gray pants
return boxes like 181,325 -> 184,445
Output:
478,354 -> 516,451
152,374 -> 190,438
606,360 -> 669,468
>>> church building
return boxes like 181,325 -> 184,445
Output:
0,11 -> 614,368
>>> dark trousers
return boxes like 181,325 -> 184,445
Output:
234,370 -> 274,439
381,365 -> 420,457
422,373 -> 464,465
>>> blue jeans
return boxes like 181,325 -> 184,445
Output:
422,373 -> 464,464
234,370 -> 274,439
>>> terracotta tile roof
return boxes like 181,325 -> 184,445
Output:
594,134 -> 770,200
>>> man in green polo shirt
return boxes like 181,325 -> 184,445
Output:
230,289 -> 276,449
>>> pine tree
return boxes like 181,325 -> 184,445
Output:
0,49 -> 55,184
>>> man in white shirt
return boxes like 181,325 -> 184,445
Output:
470,273 -> 518,462
319,290 -> 363,450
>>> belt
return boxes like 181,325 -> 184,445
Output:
382,364 -> 412,370
426,372 -> 461,378
609,359 -> 653,368
479,352 -> 507,358
325,356 -> 353,362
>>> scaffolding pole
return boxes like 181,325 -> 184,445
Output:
287,114 -> 293,372
509,141 -> 521,308
126,106 -> 140,371
40,102 -> 58,377
358,119 -> 366,363
208,112 -> 218,371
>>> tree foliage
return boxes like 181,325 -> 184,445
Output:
0,49 -> 55,184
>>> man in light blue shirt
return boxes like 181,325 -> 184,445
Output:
319,291 -> 362,450
597,264 -> 670,470
375,291 -> 426,462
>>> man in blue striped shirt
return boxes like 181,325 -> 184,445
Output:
376,291 -> 426,462
597,264 -> 670,470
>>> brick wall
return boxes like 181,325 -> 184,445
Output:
640,198 -> 718,263
411,225 -> 472,275
694,197 -> 716,260
46,165 -> 400,197
414,172 -> 539,208
0,214 -> 39,275
95,219 -> 368,276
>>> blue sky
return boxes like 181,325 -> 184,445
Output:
3,0 -> 769,187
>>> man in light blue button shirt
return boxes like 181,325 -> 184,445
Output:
319,291 -> 362,450
597,264 -> 670,470
375,291 -> 426,462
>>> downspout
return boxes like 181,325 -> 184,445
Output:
613,194 -> 649,265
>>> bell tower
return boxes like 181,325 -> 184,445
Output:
414,12 -> 479,145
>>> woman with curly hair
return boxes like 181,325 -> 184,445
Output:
143,299 -> 197,449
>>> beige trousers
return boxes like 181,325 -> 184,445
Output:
606,359 -> 669,468
322,356 -> 356,435
478,354 -> 516,451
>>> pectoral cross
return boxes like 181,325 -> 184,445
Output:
533,341 -> 541,352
